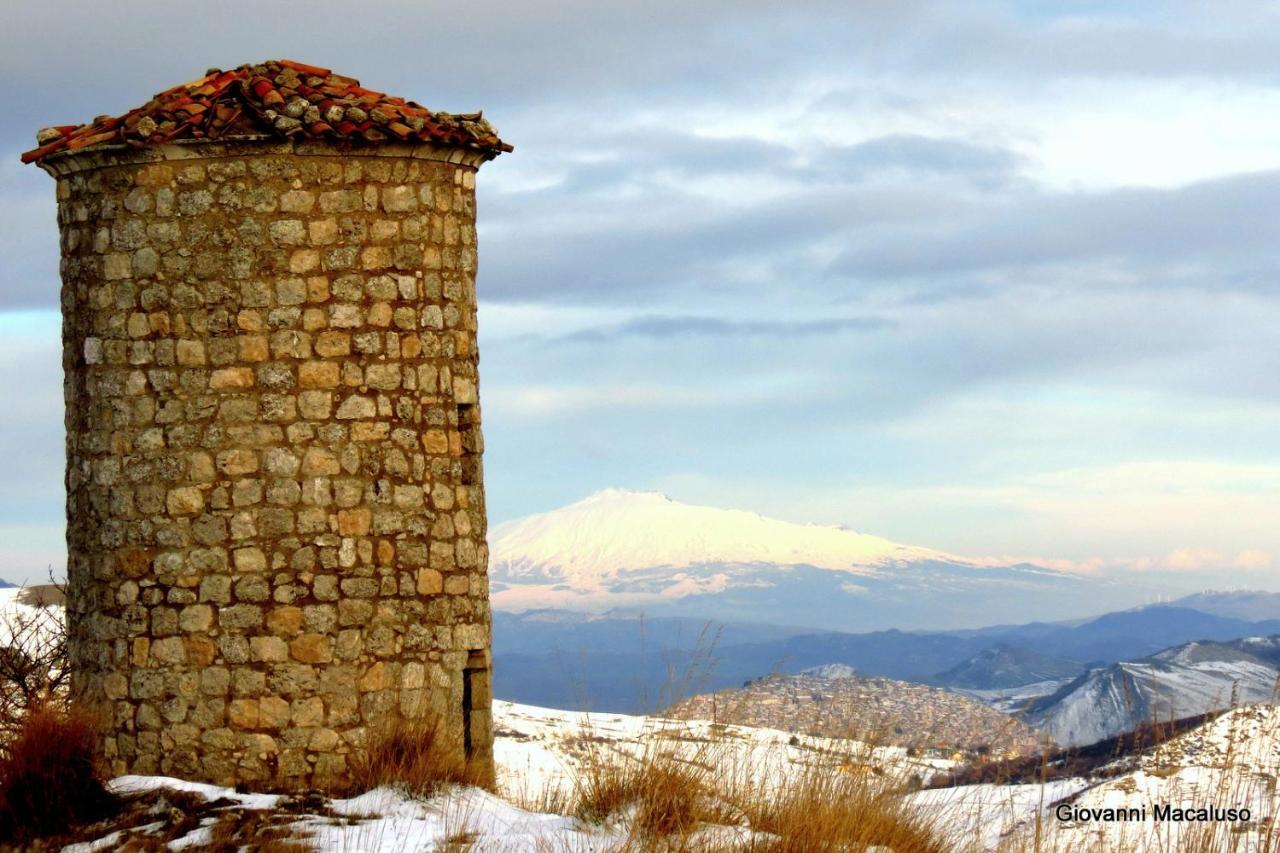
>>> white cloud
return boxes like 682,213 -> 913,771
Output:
1127,547 -> 1276,574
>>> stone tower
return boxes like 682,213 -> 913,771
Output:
23,60 -> 508,789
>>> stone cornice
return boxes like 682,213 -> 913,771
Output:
37,137 -> 488,179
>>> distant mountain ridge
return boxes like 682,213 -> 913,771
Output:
1164,590 -> 1280,622
493,598 -> 1280,713
979,605 -> 1280,664
932,644 -> 1082,690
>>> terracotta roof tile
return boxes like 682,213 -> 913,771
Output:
22,59 -> 510,165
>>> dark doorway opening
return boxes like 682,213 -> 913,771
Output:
463,650 -> 487,758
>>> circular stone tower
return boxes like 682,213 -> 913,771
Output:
23,59 -> 509,789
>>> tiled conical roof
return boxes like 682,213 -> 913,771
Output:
22,59 -> 511,164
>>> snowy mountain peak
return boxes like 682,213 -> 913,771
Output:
486,489 -> 1091,629
490,489 -> 945,584
574,488 -> 674,505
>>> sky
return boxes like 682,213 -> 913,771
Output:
1,0 -> 1279,592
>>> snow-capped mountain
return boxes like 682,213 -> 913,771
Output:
1024,637 -> 1280,746
491,488 -> 947,580
488,489 -> 1104,631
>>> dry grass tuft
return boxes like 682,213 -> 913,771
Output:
348,714 -> 489,798
736,759 -> 949,853
569,722 -> 949,851
573,742 -> 723,840
0,704 -> 116,843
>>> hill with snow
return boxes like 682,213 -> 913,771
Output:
1024,637 -> 1280,746
489,489 -> 1104,631
670,669 -> 1042,755
915,704 -> 1280,851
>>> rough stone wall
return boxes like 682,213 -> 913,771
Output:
45,140 -> 493,790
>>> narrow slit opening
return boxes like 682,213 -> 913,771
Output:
462,667 -> 474,758
463,649 -> 487,760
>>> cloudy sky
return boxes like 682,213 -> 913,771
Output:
2,0 -> 1279,593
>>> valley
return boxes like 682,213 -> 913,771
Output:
493,599 -> 1280,747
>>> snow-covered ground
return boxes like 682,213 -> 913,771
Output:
1039,704 -> 1280,851
490,699 -> 955,806
65,776 -> 619,853
910,779 -> 1092,851
58,702 -> 1280,851
912,704 -> 1280,852
0,583 -> 61,645
6,583 -> 1279,850
63,700 -> 951,851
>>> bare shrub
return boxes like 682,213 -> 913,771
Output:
0,704 -> 115,843
0,581 -> 69,739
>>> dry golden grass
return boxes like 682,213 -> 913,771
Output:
347,713 -> 491,798
507,773 -> 576,817
555,622 -> 956,851
565,714 -> 951,852
733,759 -> 950,853
572,736 -> 724,841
